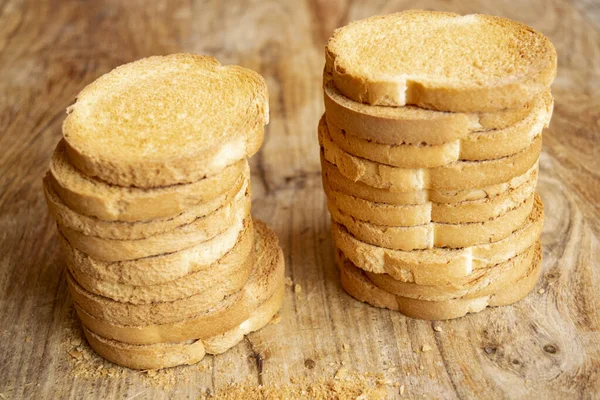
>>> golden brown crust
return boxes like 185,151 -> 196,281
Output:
68,257 -> 252,325
322,155 -> 539,205
319,117 -> 542,191
325,11 -> 556,112
63,54 -> 269,187
49,140 -> 249,222
73,219 -> 285,345
68,220 -> 255,304
325,91 -> 551,166
328,193 -> 534,251
59,184 -> 251,261
43,173 -> 247,240
331,193 -> 544,285
324,80 -> 552,147
366,242 -> 538,301
323,169 -> 536,226
83,282 -> 284,370
338,243 -> 542,320
59,218 -> 252,286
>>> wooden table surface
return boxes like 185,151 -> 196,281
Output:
1,0 -> 599,399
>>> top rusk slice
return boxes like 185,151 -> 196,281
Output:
325,10 -> 556,112
63,54 -> 269,188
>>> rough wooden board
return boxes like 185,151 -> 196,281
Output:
0,0 -> 599,399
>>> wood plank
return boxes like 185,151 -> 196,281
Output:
0,0 -> 598,398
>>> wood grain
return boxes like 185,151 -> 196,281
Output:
0,0 -> 598,398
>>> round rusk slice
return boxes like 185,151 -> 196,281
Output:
319,117 -> 541,192
71,220 -> 285,345
338,245 -> 542,321
63,54 -> 269,187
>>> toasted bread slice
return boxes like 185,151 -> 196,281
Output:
325,11 -> 556,111
62,54 -> 268,187
325,92 -> 551,167
365,242 -> 538,301
319,118 -> 541,191
60,219 -> 252,286
323,168 -> 536,225
338,245 -> 542,320
68,220 -> 254,304
322,155 -> 538,205
323,79 -> 547,145
59,182 -> 250,261
328,193 -> 534,251
49,140 -> 249,222
67,249 -> 253,325
72,220 -> 285,345
44,171 -> 247,240
331,193 -> 543,285
82,282 -> 283,370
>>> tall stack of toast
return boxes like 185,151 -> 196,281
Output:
44,54 -> 284,369
320,11 -> 557,319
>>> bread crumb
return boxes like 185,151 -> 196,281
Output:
334,366 -> 348,380
538,288 -> 545,294
198,372 -> 388,399
25,336 -> 32,342
270,314 -> 282,325
433,326 -> 442,332
419,365 -> 424,371
285,277 -> 293,286
294,284 -> 302,293
421,345 -> 432,352
343,343 -> 349,351
68,350 -> 83,360
57,304 -> 392,397
400,384 -> 405,395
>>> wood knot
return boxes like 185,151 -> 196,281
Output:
304,358 -> 316,369
483,346 -> 496,355
544,344 -> 558,354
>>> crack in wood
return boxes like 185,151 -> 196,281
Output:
432,321 -> 463,400
245,336 -> 264,386
210,355 -> 216,395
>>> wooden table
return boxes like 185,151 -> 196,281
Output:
1,0 -> 598,398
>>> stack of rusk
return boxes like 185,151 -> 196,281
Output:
320,11 -> 557,320
43,54 -> 284,369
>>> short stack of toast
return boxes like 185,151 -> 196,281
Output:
320,11 -> 557,319
43,54 -> 284,369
